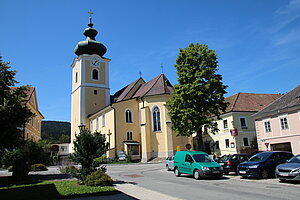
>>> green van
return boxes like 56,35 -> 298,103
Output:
174,151 -> 223,179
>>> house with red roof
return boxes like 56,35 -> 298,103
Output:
202,93 -> 282,156
11,87 -> 44,141
253,85 -> 300,154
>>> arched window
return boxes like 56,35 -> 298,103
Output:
153,106 -> 161,131
92,69 -> 99,80
125,109 -> 133,123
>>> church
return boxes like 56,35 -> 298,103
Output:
70,16 -> 191,162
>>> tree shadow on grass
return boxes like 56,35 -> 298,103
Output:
0,183 -> 60,200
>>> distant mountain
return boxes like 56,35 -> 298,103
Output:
41,121 -> 71,143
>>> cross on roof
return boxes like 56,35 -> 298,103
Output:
88,9 -> 94,27
88,9 -> 94,18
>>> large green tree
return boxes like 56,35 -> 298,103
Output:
0,56 -> 33,151
167,43 -> 228,151
71,128 -> 107,181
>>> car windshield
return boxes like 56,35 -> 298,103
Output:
248,153 -> 270,162
193,154 -> 214,162
288,155 -> 300,163
219,155 -> 230,161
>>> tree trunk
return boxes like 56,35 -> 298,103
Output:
196,129 -> 204,151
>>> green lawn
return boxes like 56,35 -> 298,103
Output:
0,179 -> 117,200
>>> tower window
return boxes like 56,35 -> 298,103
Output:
125,109 -> 133,123
75,72 -> 78,83
94,90 -> 97,95
92,69 -> 99,80
152,106 -> 161,132
127,131 -> 133,140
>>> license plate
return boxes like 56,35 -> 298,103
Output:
239,171 -> 246,174
279,173 -> 289,176
213,171 -> 220,173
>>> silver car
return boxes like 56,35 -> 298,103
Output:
166,156 -> 174,171
275,154 -> 300,182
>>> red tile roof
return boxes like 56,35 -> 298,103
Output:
225,93 -> 283,113
9,87 -> 35,101
133,74 -> 174,98
253,85 -> 300,119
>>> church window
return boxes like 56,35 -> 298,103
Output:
90,120 -> 93,133
127,131 -> 133,140
125,109 -> 133,123
102,113 -> 105,127
152,106 -> 161,132
96,117 -> 99,130
92,69 -> 99,80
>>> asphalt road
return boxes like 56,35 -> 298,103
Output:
106,163 -> 300,200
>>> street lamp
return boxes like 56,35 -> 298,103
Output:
78,123 -> 86,132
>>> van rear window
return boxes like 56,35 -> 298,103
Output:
193,154 -> 214,162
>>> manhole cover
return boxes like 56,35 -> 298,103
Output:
124,174 -> 144,178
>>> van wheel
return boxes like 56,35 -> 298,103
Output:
193,169 -> 201,180
174,168 -> 181,177
261,170 -> 268,179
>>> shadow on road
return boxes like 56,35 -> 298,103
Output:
113,180 -> 137,185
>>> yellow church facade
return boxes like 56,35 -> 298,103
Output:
70,17 -> 191,162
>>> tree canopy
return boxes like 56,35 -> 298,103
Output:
71,128 -> 107,180
167,43 -> 228,151
0,56 -> 33,151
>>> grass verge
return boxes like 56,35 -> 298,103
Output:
0,179 -> 117,199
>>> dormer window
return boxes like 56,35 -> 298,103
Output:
92,69 -> 99,80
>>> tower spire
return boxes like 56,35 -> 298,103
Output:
88,9 -> 94,28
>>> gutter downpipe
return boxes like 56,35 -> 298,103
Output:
111,104 -> 117,159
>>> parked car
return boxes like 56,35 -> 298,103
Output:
216,154 -> 252,174
174,151 -> 223,179
166,156 -> 174,171
237,151 -> 294,179
117,151 -> 126,161
275,154 -> 300,182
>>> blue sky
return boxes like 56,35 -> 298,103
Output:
1,0 -> 300,122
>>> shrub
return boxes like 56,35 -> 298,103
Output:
60,165 -> 80,179
93,155 -> 107,165
7,165 -> 13,172
31,163 -> 48,171
84,169 -> 113,186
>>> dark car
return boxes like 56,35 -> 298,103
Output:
217,154 -> 252,174
275,154 -> 300,182
237,151 -> 294,179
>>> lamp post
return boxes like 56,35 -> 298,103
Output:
78,124 -> 86,132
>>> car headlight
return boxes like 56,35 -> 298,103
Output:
248,165 -> 259,169
202,167 -> 210,170
291,168 -> 300,173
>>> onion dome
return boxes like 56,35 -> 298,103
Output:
74,15 -> 107,57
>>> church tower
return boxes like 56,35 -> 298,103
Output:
71,14 -> 110,146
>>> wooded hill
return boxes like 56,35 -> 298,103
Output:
41,121 -> 71,143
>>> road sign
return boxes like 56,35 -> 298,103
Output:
186,143 -> 192,150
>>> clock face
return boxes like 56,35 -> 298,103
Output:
91,58 -> 100,66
